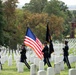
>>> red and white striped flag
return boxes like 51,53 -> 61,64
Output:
24,27 -> 43,60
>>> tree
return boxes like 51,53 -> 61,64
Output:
43,0 -> 72,37
3,0 -> 18,49
49,14 -> 64,40
21,12 -> 48,42
15,9 -> 26,44
72,10 -> 76,18
23,0 -> 47,13
0,0 -> 5,45
22,0 -> 72,39
22,11 -> 64,41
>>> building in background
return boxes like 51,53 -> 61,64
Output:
70,18 -> 76,38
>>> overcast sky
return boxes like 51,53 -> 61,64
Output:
18,0 -> 76,6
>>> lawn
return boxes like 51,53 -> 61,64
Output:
0,58 -> 75,75
0,60 -> 30,75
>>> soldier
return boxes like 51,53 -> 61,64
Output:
20,44 -> 30,69
42,41 -> 52,67
63,41 -> 71,69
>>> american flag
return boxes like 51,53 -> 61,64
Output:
24,27 -> 43,60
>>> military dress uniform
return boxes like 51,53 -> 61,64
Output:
63,41 -> 71,69
20,45 -> 30,69
42,42 -> 52,67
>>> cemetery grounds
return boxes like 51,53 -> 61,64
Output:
0,50 -> 75,75
0,56 -> 75,75
0,38 -> 76,75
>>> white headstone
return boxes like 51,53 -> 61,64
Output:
34,57 -> 40,67
54,62 -> 60,74
1,56 -> 5,64
59,61 -> 64,71
38,70 -> 46,75
69,69 -> 76,75
47,67 -> 55,75
17,62 -> 24,73
30,56 -> 34,64
8,55 -> 12,66
39,61 -> 44,71
30,64 -> 37,75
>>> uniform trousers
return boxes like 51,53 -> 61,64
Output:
44,57 -> 52,67
64,56 -> 71,69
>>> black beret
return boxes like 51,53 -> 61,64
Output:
65,41 -> 68,44
22,44 -> 25,46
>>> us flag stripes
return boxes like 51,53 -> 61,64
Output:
24,27 -> 43,60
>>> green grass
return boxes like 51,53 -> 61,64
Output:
45,62 -> 75,75
0,60 -> 30,75
0,58 -> 76,75
60,62 -> 75,75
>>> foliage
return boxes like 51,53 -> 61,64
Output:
22,0 -> 72,40
0,0 -> 5,45
43,0 -> 64,16
3,0 -> 18,49
43,0 -> 72,37
22,12 -> 49,42
0,0 -> 74,49
21,12 -> 65,41
48,14 -> 64,40
72,10 -> 76,18
35,24 -> 46,42
23,0 -> 47,13
15,9 -> 26,44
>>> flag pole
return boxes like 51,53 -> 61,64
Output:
46,20 -> 50,43
46,20 -> 54,58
